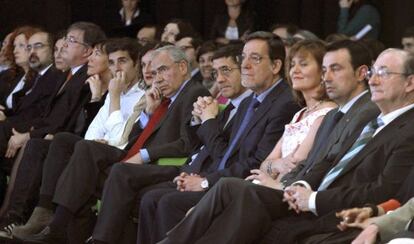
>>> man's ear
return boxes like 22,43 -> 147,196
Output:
271,59 -> 283,76
405,74 -> 414,93
356,65 -> 369,82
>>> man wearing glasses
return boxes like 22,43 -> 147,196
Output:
175,36 -> 203,84
135,31 -> 300,244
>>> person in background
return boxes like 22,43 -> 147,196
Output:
136,24 -> 159,46
209,0 -> 255,45
402,26 -> 414,55
160,19 -> 195,44
0,33 -> 13,73
337,0 -> 381,39
197,41 -> 217,92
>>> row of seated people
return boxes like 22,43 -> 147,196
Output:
0,20 -> 414,244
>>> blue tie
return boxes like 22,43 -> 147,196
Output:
318,118 -> 384,190
217,97 -> 260,170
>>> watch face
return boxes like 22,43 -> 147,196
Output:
201,179 -> 209,189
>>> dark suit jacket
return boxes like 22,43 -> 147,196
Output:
29,64 -> 91,138
303,107 -> 414,216
180,104 -> 236,174
127,80 -> 210,162
283,92 -> 380,185
5,66 -> 64,130
198,81 -> 301,186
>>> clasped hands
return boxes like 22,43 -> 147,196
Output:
192,96 -> 219,124
173,172 -> 205,192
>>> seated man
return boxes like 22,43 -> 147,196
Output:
23,45 -> 210,243
159,48 -> 414,244
138,31 -> 301,243
89,43 -> 252,244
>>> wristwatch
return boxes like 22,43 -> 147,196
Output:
200,179 -> 209,190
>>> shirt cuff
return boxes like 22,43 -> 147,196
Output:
140,149 -> 151,163
139,111 -> 150,128
309,191 -> 318,215
292,180 -> 312,190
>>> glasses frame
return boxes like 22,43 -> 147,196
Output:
211,66 -> 240,80
367,66 -> 412,80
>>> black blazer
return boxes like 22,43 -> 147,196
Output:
127,80 -> 210,162
5,66 -> 65,130
180,103 -> 237,174
304,108 -> 414,216
29,65 -> 91,138
198,81 -> 301,186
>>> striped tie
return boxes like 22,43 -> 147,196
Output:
318,118 -> 384,191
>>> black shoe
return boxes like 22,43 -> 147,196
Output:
0,212 -> 24,239
23,226 -> 67,244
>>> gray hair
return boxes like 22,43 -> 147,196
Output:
378,48 -> 414,75
152,45 -> 190,74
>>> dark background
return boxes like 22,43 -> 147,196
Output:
1,0 -> 413,47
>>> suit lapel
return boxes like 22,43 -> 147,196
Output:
333,108 -> 414,180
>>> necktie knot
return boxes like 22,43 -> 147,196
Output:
334,111 -> 344,123
370,118 -> 384,130
251,98 -> 261,110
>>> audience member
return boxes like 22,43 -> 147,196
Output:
160,19 -> 195,44
0,33 -> 13,73
175,36 -> 203,83
22,45 -> 209,243
209,0 -> 255,45
196,41 -> 217,91
337,0 -> 381,39
53,35 -> 70,72
138,31 -> 300,243
402,26 -> 414,55
136,24 -> 158,46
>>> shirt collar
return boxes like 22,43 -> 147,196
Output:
169,78 -> 190,104
123,81 -> 143,96
254,78 -> 282,103
119,8 -> 140,19
70,64 -> 84,76
339,90 -> 368,113
191,68 -> 200,78
378,103 -> 414,127
38,64 -> 53,76
230,90 -> 252,109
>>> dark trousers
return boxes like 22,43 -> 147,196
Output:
159,178 -> 289,244
7,138 -> 51,220
39,132 -> 83,198
92,163 -> 180,244
137,181 -> 205,244
52,140 -> 126,213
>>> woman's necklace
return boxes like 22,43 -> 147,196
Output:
305,100 -> 323,113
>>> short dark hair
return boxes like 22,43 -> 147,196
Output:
197,41 -> 217,61
68,21 -> 107,47
167,19 -> 196,41
105,38 -> 142,64
270,23 -> 298,38
211,43 -> 243,67
326,40 -> 372,71
403,26 -> 414,39
245,31 -> 286,77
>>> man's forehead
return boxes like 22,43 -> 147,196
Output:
323,49 -> 351,65
213,56 -> 235,68
152,52 -> 173,68
29,33 -> 47,43
243,39 -> 267,53
67,29 -> 84,39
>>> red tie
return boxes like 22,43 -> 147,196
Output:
122,98 -> 171,161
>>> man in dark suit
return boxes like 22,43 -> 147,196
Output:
159,47 -> 414,244
87,44 -> 251,244
23,45 -> 210,243
137,31 -> 300,244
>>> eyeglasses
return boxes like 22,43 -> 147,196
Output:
64,36 -> 89,47
179,45 -> 194,51
150,62 -> 180,77
238,54 -> 269,65
366,66 -> 412,80
211,66 -> 240,80
26,42 -> 48,52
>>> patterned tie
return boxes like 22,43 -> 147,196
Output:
122,98 -> 171,161
217,97 -> 260,170
318,118 -> 384,190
